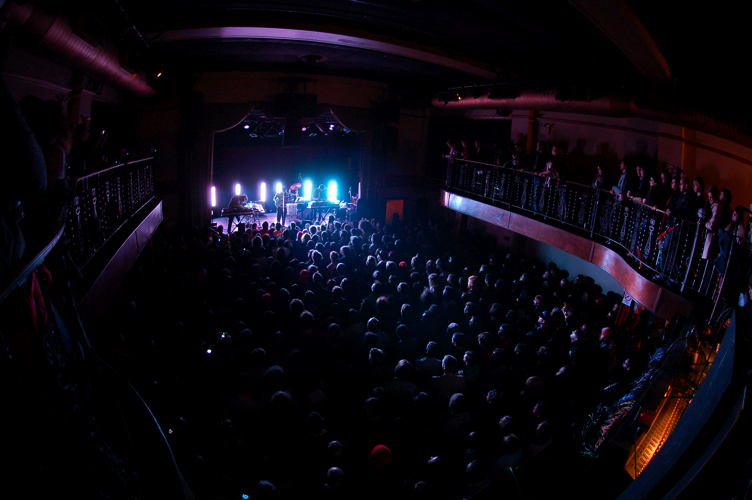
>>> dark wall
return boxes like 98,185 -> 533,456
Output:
426,117 -> 512,178
91,100 -> 137,159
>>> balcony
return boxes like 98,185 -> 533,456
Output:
440,158 -> 728,318
0,156 -> 189,498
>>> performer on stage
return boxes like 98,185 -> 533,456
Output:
312,184 -> 327,222
274,188 -> 288,226
313,183 -> 326,202
227,193 -> 248,230
229,193 -> 248,209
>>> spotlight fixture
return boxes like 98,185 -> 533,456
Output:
437,91 -> 463,105
244,124 -> 250,129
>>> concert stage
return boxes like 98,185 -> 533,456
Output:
212,202 -> 356,233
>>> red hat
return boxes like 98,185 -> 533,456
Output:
371,444 -> 393,467
399,261 -> 408,269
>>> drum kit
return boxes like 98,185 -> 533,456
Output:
286,182 -> 302,217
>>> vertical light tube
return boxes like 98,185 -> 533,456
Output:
304,180 -> 312,200
235,183 -> 241,196
260,182 -> 266,202
276,182 -> 283,193
210,186 -> 216,207
328,181 -> 337,202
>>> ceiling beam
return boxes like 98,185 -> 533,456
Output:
147,27 -> 498,80
569,0 -> 671,81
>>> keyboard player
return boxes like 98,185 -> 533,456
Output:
227,193 -> 248,229
311,184 -> 327,222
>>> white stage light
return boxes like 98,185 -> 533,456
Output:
235,183 -> 241,196
304,180 -> 312,200
276,182 -> 283,193
328,181 -> 338,202
260,182 -> 266,202
210,186 -> 216,207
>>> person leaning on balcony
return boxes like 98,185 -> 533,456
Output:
538,159 -> 561,180
657,171 -> 673,207
611,160 -> 638,196
725,206 -> 748,245
666,176 -> 691,220
550,145 -> 566,178
702,186 -> 721,259
461,139 -> 477,162
659,177 -> 692,279
691,177 -> 707,221
719,189 -> 733,230
664,175 -> 680,211
446,139 -> 461,159
592,165 -> 609,190
628,165 -> 650,201
531,141 -> 550,174
644,174 -> 663,208
503,152 -> 526,171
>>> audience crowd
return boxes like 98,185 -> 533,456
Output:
101,212 -> 664,500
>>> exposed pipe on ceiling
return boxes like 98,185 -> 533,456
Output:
432,88 -> 752,150
2,1 -> 156,97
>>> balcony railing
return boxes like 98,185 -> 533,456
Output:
66,157 -> 155,270
445,157 -> 727,298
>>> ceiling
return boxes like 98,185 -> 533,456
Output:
121,0 -> 637,88
33,1 -> 752,118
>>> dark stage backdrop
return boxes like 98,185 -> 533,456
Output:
213,134 -> 362,208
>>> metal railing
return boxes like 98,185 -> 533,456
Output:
66,157 -> 155,270
446,157 -> 722,298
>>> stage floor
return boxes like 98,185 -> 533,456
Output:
212,206 -> 356,233
211,211 -> 330,233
